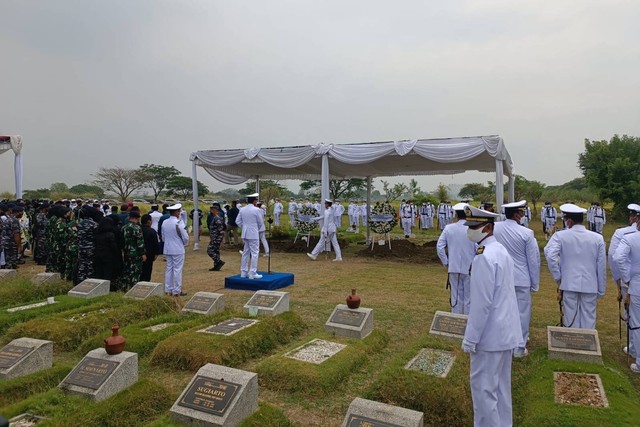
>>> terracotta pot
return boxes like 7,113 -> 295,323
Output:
104,324 -> 126,355
346,288 -> 361,309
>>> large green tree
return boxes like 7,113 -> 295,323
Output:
69,184 -> 105,198
139,164 -> 181,202
578,134 -> 640,213
381,180 -> 408,202
458,182 -> 491,200
299,178 -> 366,201
93,167 -> 147,202
166,176 -> 209,199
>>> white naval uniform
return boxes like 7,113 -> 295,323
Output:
437,221 -> 477,314
258,206 -> 269,255
273,202 -> 283,226
613,229 -> 640,361
236,204 -> 265,277
463,236 -> 523,427
520,207 -> 531,228
288,202 -> 297,227
542,206 -> 557,232
149,210 -> 163,232
309,206 -> 342,260
348,203 -> 356,226
360,203 -> 367,224
592,206 -> 606,234
544,224 -> 606,329
426,203 -> 434,228
353,204 -> 361,226
437,204 -> 447,230
494,219 -> 541,345
334,203 -> 345,228
400,204 -> 414,237
609,224 -> 637,322
162,215 -> 189,295
420,204 -> 430,229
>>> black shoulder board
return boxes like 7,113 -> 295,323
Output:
624,230 -> 636,235
476,246 -> 485,255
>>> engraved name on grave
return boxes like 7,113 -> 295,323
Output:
547,326 -> 602,364
246,294 -> 279,308
550,331 -> 597,351
199,318 -> 258,336
330,309 -> 366,327
185,296 -> 217,312
125,284 -> 155,299
429,311 -> 468,340
346,415 -> 401,427
0,345 -> 33,369
64,357 -> 119,390
178,376 -> 240,416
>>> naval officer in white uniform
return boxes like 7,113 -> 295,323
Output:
307,199 -> 342,261
493,200 -> 540,356
162,203 -> 190,296
236,193 -> 265,279
436,202 -> 476,314
544,203 -> 606,329
462,205 -> 523,427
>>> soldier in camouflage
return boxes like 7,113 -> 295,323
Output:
0,203 -> 6,268
207,204 -> 226,271
33,202 -> 49,265
120,210 -> 147,291
64,208 -> 79,281
45,205 -> 61,273
2,205 -> 23,270
75,206 -> 101,284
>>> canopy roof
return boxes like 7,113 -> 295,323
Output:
190,135 -> 513,185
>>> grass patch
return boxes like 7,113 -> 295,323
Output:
0,378 -> 174,427
0,363 -> 72,408
150,311 -> 307,371
0,294 -> 117,338
256,329 -> 389,396
77,311 -> 223,357
363,334 -> 472,426
4,296 -> 175,352
513,349 -> 640,426
0,277 -> 72,308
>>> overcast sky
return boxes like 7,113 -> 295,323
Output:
1,0 -> 639,196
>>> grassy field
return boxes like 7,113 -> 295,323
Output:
1,215 -> 640,426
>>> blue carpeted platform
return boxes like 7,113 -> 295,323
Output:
224,271 -> 294,291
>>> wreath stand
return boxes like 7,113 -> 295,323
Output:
293,230 -> 311,246
371,232 -> 392,251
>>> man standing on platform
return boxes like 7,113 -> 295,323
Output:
162,203 -> 189,296
462,205 -> 523,427
437,202 -> 476,314
493,200 -> 540,357
544,203 -> 606,329
236,193 -> 264,279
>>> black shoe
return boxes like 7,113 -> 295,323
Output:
173,291 -> 188,297
213,261 -> 225,271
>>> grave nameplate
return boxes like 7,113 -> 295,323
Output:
0,345 -> 33,369
244,291 -> 289,316
170,363 -> 258,426
429,311 -> 468,340
325,304 -> 374,339
64,357 -> 119,390
179,376 -> 240,416
341,397 -> 424,427
125,282 -> 163,300
199,318 -> 257,336
31,272 -> 61,285
182,292 -> 224,315
68,279 -> 110,299
547,326 -> 602,364
0,269 -> 17,281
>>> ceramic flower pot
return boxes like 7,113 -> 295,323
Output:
346,288 -> 361,309
104,324 -> 126,355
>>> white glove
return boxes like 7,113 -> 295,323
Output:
462,339 -> 476,353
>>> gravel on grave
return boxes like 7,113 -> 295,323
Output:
554,372 -> 608,407
284,339 -> 347,364
405,348 -> 456,378
65,308 -> 111,322
144,323 -> 173,332
9,414 -> 45,426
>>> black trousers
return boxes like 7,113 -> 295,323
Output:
141,259 -> 154,282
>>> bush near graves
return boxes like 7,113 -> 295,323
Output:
0,294 -> 120,337
256,330 -> 389,395
0,379 -> 173,426
0,363 -> 72,408
4,296 -> 174,352
364,335 -> 472,426
0,277 -> 72,308
77,311 -> 221,357
150,311 -> 307,371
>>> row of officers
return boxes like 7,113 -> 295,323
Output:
439,202 -> 638,427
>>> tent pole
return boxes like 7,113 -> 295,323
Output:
366,177 -> 372,244
256,177 -> 260,194
321,154 -> 329,212
191,160 -> 200,251
495,159 -> 504,215
508,175 -> 515,203
14,152 -> 23,199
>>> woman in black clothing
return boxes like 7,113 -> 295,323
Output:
93,217 -> 121,287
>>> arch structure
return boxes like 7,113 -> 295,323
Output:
189,135 -> 515,249
0,135 -> 23,198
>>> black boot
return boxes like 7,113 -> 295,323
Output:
212,260 -> 225,271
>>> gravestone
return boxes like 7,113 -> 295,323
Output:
429,311 -> 468,341
31,272 -> 61,285
0,269 -> 17,281
0,338 -> 53,380
125,281 -> 164,300
198,318 -> 258,336
342,397 -> 424,427
58,348 -> 138,401
68,279 -> 110,299
182,292 -> 225,315
325,304 -> 373,339
243,290 -> 289,316
170,363 -> 258,427
547,326 -> 603,364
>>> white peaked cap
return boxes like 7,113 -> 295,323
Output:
559,203 -> 587,214
325,199 -> 333,203
628,203 -> 640,213
502,200 -> 527,209
247,193 -> 259,198
167,203 -> 182,211
452,202 -> 468,211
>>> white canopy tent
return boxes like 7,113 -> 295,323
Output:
0,135 -> 23,198
189,135 -> 515,249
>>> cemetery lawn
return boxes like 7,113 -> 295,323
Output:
1,221 -> 640,425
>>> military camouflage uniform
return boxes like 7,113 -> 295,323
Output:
2,215 -> 21,269
64,218 -> 79,281
33,212 -> 49,265
207,213 -> 225,265
45,216 -> 60,273
76,218 -> 98,284
121,222 -> 145,291
0,215 -> 8,268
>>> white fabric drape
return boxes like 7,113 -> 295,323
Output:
0,136 -> 23,198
